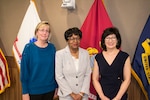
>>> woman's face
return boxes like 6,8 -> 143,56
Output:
67,34 -> 80,50
36,24 -> 50,42
104,34 -> 117,49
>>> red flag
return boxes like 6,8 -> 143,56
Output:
80,0 -> 113,99
80,0 -> 113,52
0,49 -> 10,94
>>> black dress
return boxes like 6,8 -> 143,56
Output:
95,51 -> 129,100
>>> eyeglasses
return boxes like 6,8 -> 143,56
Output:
38,29 -> 49,33
105,37 -> 116,41
68,37 -> 80,41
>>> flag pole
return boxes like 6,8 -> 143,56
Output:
31,0 -> 39,15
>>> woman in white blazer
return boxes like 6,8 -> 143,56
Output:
55,27 -> 91,100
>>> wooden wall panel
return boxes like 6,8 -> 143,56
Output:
128,76 -> 146,100
0,56 -> 22,100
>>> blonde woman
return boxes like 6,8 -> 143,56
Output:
20,21 -> 58,100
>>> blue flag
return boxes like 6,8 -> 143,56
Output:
132,15 -> 150,100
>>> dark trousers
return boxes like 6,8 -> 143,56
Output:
29,90 -> 55,100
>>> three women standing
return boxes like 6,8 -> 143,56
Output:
21,24 -> 131,100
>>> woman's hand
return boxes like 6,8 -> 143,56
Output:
53,88 -> 59,100
112,97 -> 120,100
75,94 -> 82,100
22,94 -> 30,100
100,95 -> 110,100
70,92 -> 82,100
70,92 -> 76,100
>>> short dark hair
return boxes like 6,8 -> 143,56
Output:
101,27 -> 121,51
64,27 -> 82,41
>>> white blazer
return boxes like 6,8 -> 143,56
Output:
55,46 -> 91,99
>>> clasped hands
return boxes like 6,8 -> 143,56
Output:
70,92 -> 84,100
101,95 -> 119,100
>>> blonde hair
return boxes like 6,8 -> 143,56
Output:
35,21 -> 51,35
34,21 -> 52,41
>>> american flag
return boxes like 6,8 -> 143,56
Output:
0,49 -> 10,94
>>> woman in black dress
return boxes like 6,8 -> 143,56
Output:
92,27 -> 131,100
